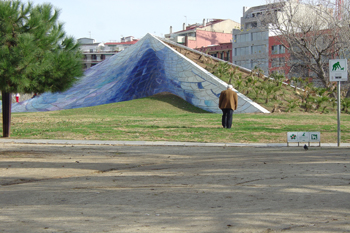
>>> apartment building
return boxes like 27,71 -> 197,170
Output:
232,0 -> 316,75
232,2 -> 285,75
232,0 -> 335,80
166,19 -> 240,49
78,37 -> 138,69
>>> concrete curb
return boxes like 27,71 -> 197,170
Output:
0,139 -> 349,147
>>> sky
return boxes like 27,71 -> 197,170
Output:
29,0 -> 266,43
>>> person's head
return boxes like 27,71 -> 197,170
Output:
227,85 -> 233,90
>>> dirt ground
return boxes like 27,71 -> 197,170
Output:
0,143 -> 350,233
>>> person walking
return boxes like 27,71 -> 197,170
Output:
219,85 -> 238,129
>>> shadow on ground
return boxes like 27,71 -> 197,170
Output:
0,144 -> 349,232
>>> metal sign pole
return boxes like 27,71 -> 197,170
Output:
330,59 -> 347,147
337,81 -> 341,147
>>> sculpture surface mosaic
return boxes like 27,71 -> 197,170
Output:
3,34 -> 269,114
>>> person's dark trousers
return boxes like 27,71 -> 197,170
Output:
222,108 -> 233,128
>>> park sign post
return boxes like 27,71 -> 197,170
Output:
329,59 -> 348,147
329,59 -> 348,81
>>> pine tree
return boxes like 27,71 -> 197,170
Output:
0,0 -> 83,137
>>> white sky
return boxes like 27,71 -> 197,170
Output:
29,0 -> 266,43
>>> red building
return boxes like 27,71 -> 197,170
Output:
268,35 -> 290,77
268,30 -> 336,86
269,35 -> 310,83
196,42 -> 232,62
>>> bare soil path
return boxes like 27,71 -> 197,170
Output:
0,143 -> 349,232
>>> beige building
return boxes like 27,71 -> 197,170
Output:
78,37 -> 138,70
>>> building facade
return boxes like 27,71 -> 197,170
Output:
232,1 -> 313,75
233,0 -> 333,80
232,27 -> 270,74
268,35 -> 289,77
196,42 -> 232,62
232,2 -> 285,75
78,37 -> 138,69
268,32 -> 333,86
166,19 -> 240,49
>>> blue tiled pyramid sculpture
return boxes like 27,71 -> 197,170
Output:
8,33 -> 269,114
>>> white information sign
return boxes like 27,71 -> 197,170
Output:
287,132 -> 299,143
309,132 -> 321,142
298,132 -> 309,142
329,59 -> 348,82
287,132 -> 321,144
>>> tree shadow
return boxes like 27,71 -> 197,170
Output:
1,145 -> 350,232
147,92 -> 211,114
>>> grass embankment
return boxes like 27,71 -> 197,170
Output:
4,93 -> 350,143
168,42 -> 346,113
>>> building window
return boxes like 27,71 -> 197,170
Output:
101,54 -> 106,60
245,22 -> 257,29
91,54 -> 97,60
252,45 -> 265,54
271,45 -> 278,55
236,47 -> 249,56
252,32 -> 259,41
279,45 -> 285,54
242,60 -> 250,69
252,59 -> 266,69
271,57 -> 285,67
279,57 -> 285,66
108,45 -> 116,51
252,32 -> 267,41
227,51 -> 230,61
271,58 -> 279,67
236,60 -> 250,69
272,45 -> 286,54
236,33 -> 250,43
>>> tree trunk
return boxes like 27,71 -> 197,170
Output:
2,92 -> 11,137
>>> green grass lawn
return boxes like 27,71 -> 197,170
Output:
4,93 -> 350,143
